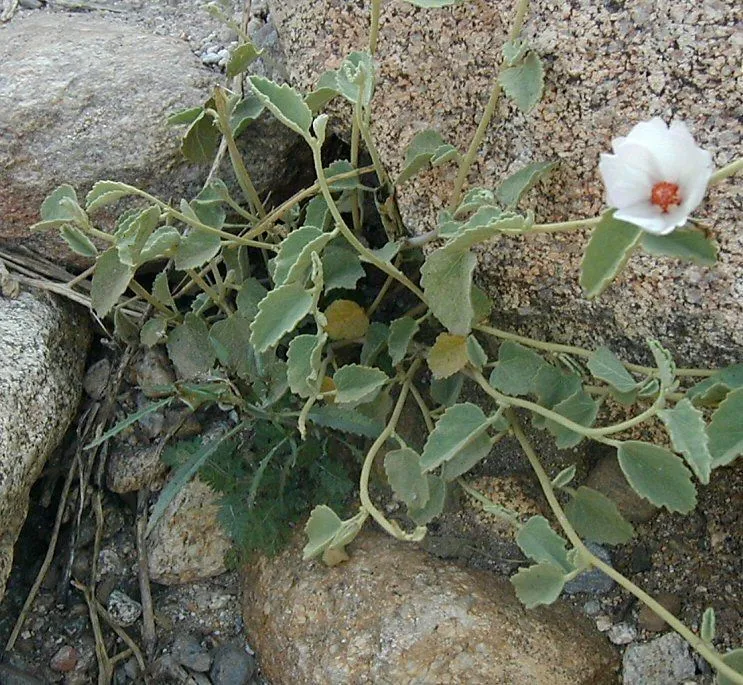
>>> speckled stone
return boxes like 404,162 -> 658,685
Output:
242,530 -> 619,684
0,290 -> 90,601
269,0 -> 742,366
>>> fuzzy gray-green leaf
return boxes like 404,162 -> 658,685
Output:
516,515 -> 572,571
167,313 -> 216,379
384,448 -> 429,510
182,111 -> 220,164
587,346 -> 638,393
333,364 -> 388,407
173,229 -> 222,270
496,160 -> 557,209
707,387 -> 743,468
489,341 -> 548,396
397,129 -> 458,185
420,247 -> 476,335
387,316 -> 419,366
302,505 -> 343,560
545,388 -> 599,449
421,402 -> 491,472
250,282 -> 313,353
248,76 -> 313,137
287,333 -> 326,398
226,42 -> 262,79
60,225 -> 98,257
407,475 -> 446,525
322,246 -> 365,292
91,248 -> 135,317
565,486 -> 634,545
641,229 -> 718,266
499,51 -> 544,113
511,562 -> 566,609
658,399 -> 712,483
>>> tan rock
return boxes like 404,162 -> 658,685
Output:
269,0 -> 741,365
242,530 -> 618,684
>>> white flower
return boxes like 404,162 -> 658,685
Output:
598,117 -> 713,235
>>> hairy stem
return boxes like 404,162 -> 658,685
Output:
710,156 -> 743,185
369,0 -> 382,55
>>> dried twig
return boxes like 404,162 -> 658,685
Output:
136,488 -> 157,660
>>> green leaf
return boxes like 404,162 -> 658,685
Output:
60,225 -> 97,257
471,284 -> 492,323
182,111 -> 220,164
648,339 -> 676,392
718,649 -> 743,685
427,333 -> 469,380
496,160 -> 557,209
641,228 -> 717,265
511,562 -> 566,609
115,205 -> 161,267
420,248 -> 476,335
445,207 -> 527,251
687,364 -> 743,406
114,308 -> 139,345
532,366 -> 582,429
407,475 -> 446,525
167,313 -> 216,379
502,39 -> 530,66
86,181 -> 138,213
85,397 -> 172,449
516,515 -> 572,571
168,106 -> 203,126
384,448 -> 429,509
271,226 -> 323,285
565,486 -> 634,545
307,405 -> 384,438
580,211 -> 642,298
209,314 -> 254,377
250,282 -> 313,353
454,188 -> 497,219
658,399 -> 712,483
421,403 -> 491,472
396,129 -> 458,185
545,388 -> 599,449
305,195 -> 330,230
152,271 -> 176,310
287,333 -> 326,398
230,95 -> 265,137
302,505 -> 343,560
304,85 -> 338,113
587,346 -> 638,393
324,160 -> 367,190
359,321 -> 389,366
139,225 -> 181,263
382,317 -> 417,367
333,52 -> 375,107
226,42 -> 262,79
617,441 -> 697,513
140,317 -> 168,347
321,246 -> 365,292
466,336 -> 488,369
91,247 -> 135,317
173,228 -> 222,270
499,51 -> 545,113
551,465 -> 576,489
707,387 -> 743,468
248,76 -> 312,137
489,341 -> 548,396
333,364 -> 388,407
430,374 -> 463,408
235,277 -> 268,321
401,0 -> 463,7
701,607 -> 715,643
40,184 -> 79,222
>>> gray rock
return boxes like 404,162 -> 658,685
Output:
83,358 -> 111,401
107,442 -> 169,494
134,348 -> 176,398
564,542 -> 615,596
0,290 -> 90,600
107,590 -> 142,628
622,633 -> 696,685
608,622 -> 637,645
243,530 -> 619,684
172,633 -> 212,673
211,642 -> 256,685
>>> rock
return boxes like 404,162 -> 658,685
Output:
0,290 -> 90,600
106,443 -> 168,494
564,542 -> 615,595
147,478 -> 232,585
172,633 -> 212,673
49,646 -> 79,673
622,633 -> 696,685
133,348 -> 176,398
0,664 -> 45,685
637,592 -> 682,633
83,358 -> 111,400
242,530 -> 618,684
608,622 -> 637,645
107,590 -> 142,627
210,642 -> 256,685
0,14 -> 306,267
586,456 -> 658,524
269,0 -> 742,365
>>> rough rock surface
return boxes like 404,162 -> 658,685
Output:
0,290 -> 90,600
147,478 -> 232,585
0,13 -> 304,266
242,530 -> 618,684
268,0 -> 742,366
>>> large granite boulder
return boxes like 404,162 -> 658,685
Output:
268,0 -> 741,366
0,290 -> 90,600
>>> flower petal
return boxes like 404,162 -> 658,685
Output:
615,201 -> 676,235
599,153 -> 652,208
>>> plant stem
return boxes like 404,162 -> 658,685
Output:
450,0 -> 531,208
710,157 -> 743,185
350,99 -> 364,235
187,268 -> 232,316
528,217 -> 600,233
369,0 -> 382,55
507,409 -> 743,685
359,359 -> 427,541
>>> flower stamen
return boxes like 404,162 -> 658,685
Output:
650,181 -> 681,213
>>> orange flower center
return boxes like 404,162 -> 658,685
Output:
650,182 -> 681,213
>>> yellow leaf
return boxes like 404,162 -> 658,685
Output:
322,546 -> 349,566
324,299 -> 370,341
320,375 -> 336,403
428,333 -> 469,380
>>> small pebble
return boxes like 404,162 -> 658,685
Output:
595,615 -> 612,632
50,646 -> 78,673
134,348 -> 175,397
210,642 -> 256,685
172,633 -> 212,673
608,622 -> 637,645
583,599 -> 601,616
622,633 -> 695,685
83,358 -> 111,400
107,590 -> 142,627
638,593 -> 681,633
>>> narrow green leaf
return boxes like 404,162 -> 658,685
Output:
580,211 -> 642,298
385,448 -> 430,509
248,76 -> 312,137
60,225 -> 97,257
86,181 -> 138,213
641,228 -> 718,265
182,111 -> 220,164
397,129 -> 458,185
701,607 -> 716,643
226,42 -> 262,79
85,397 -> 172,449
551,465 -> 576,489
167,313 -> 216,379
496,160 -> 557,209
407,475 -> 446,525
658,399 -> 712,483
287,333 -> 326,398
91,247 -> 135,317
445,207 -> 526,251
489,341 -> 548,396
617,441 -> 697,513
565,486 -> 634,545
511,562 -> 566,609
324,160 -> 367,190
499,51 -> 544,113
333,364 -> 388,407
421,403 -> 491,472
308,405 -> 384,438
707,387 -> 743,468
687,363 -> 743,406
587,346 -> 638,393
420,248 -> 476,335
250,283 -> 313,353
322,246 -> 365,292
516,515 -> 572,571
